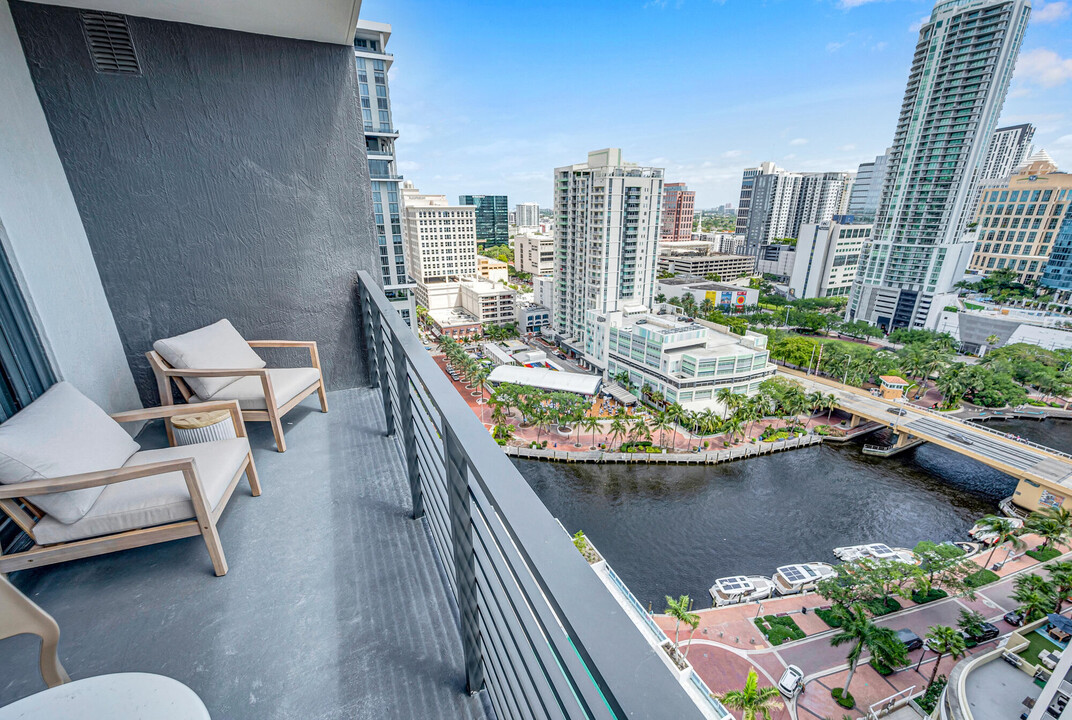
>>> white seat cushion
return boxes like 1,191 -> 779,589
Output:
0,382 -> 140,524
153,320 -> 266,400
33,438 -> 249,546
190,367 -> 320,411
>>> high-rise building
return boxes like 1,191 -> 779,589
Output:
459,194 -> 509,246
790,218 -> 871,299
735,162 -> 780,235
965,123 -> 1037,225
552,149 -> 663,370
515,232 -> 555,276
848,150 -> 890,221
400,182 -> 478,306
515,202 -> 540,228
354,21 -> 415,326
970,150 -> 1072,284
743,168 -> 854,255
1040,205 -> 1072,299
848,0 -> 1031,331
660,182 -> 696,242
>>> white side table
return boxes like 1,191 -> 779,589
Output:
0,673 -> 210,719
171,409 -> 237,446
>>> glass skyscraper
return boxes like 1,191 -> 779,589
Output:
1041,203 -> 1072,296
459,195 -> 509,246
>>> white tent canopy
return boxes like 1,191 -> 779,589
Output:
487,366 -> 601,397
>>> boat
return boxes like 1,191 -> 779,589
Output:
833,543 -> 900,562
891,547 -> 922,565
951,541 -> 982,558
970,518 -> 1024,544
771,563 -> 837,596
709,575 -> 775,607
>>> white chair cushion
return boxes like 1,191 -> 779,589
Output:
0,382 -> 139,524
190,367 -> 320,411
33,437 -> 249,546
153,320 -> 265,400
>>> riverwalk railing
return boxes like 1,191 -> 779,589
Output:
357,272 -> 704,720
504,433 -> 823,464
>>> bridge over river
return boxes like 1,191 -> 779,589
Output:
782,368 -> 1072,513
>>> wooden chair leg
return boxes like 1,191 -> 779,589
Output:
182,465 -> 229,576
0,575 -> 71,687
269,410 -> 287,453
316,381 -> 329,413
244,453 -> 261,496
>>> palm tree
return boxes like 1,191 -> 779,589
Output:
651,412 -> 673,449
975,515 -> 1026,568
630,416 -> 652,445
715,669 -> 783,720
664,595 -> 700,656
716,387 -> 738,420
935,363 -> 968,409
1012,574 -> 1058,623
1027,506 -> 1072,551
608,414 -> 629,450
829,605 -> 908,697
805,391 -> 825,429
922,625 -> 967,689
581,415 -> 602,449
822,392 -> 838,421
721,414 -> 743,445
1048,562 -> 1072,613
666,402 -> 686,450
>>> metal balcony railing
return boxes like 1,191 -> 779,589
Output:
356,272 -> 703,720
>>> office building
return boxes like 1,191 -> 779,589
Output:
354,21 -> 415,326
477,255 -> 509,283
965,123 -> 1037,231
552,149 -> 663,369
400,183 -> 477,305
790,218 -> 871,299
755,243 -> 798,283
534,275 -> 555,311
1040,204 -> 1072,298
422,278 -> 517,328
515,232 -> 555,276
595,312 -> 776,413
735,162 -> 780,235
660,182 -> 696,242
657,251 -> 756,280
743,168 -> 854,255
515,202 -> 540,228
969,150 -> 1072,284
848,150 -> 890,221
515,300 -> 552,334
848,0 -> 1031,331
460,194 -> 509,246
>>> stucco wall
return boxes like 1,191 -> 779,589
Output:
12,1 -> 378,402
0,0 -> 141,414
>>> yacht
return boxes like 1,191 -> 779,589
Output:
771,563 -> 836,596
833,543 -> 899,562
970,518 -> 1024,545
709,576 -> 775,607
891,547 -> 922,565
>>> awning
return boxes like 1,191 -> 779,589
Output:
1048,614 -> 1072,636
603,383 -> 638,405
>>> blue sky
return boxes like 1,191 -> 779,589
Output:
361,0 -> 1072,210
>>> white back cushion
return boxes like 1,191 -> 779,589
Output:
0,382 -> 140,524
153,319 -> 265,399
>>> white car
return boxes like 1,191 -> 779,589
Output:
778,665 -> 804,698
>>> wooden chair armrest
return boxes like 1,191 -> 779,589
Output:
110,401 -> 247,438
0,459 -> 198,500
246,341 -> 322,373
158,367 -> 268,378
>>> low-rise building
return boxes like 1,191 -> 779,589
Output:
420,278 -> 517,329
755,242 -> 797,283
533,275 -> 555,310
656,277 -> 759,309
592,311 -> 776,412
516,301 -> 552,334
428,307 -> 481,340
789,218 -> 869,299
477,255 -> 509,283
657,252 -> 755,280
515,232 -> 555,276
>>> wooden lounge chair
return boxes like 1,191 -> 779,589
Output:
147,319 -> 328,452
0,382 -> 258,576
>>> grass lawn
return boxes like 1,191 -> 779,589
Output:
1027,547 -> 1062,563
1019,630 -> 1062,667
757,615 -> 806,646
965,568 -> 1000,588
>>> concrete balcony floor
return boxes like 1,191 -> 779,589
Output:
0,388 -> 488,720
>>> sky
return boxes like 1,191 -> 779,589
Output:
360,0 -> 1072,210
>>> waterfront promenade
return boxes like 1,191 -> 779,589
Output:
652,535 -> 1061,720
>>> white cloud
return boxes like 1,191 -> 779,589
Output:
1035,1 -> 1070,23
721,150 -> 743,159
790,138 -> 809,146
785,153 -> 798,160
826,41 -> 848,53
1015,48 -> 1072,88
1055,134 -> 1072,149
397,160 -> 421,171
838,0 -> 885,7
909,15 -> 930,33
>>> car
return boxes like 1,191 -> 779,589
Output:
777,665 -> 804,698
886,407 -> 908,416
960,622 -> 1000,645
895,628 -> 923,651
947,432 -> 974,446
1004,609 -> 1026,627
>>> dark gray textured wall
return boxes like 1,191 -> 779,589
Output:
12,2 -> 378,402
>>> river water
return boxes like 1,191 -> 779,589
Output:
514,418 -> 1072,609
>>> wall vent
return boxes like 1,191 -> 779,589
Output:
81,11 -> 140,75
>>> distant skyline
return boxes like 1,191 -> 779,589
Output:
361,0 -> 1072,209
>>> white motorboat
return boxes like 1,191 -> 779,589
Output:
970,518 -> 1024,545
709,575 -> 775,607
771,563 -> 836,596
833,543 -> 900,562
891,547 -> 922,565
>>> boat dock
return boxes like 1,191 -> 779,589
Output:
503,433 -> 823,464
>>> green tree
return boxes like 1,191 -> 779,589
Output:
922,625 -> 967,689
714,669 -> 783,720
829,605 -> 908,696
651,412 -> 673,449
608,413 -> 629,450
1048,562 -> 1072,613
1027,506 -> 1072,551
957,609 -> 988,639
664,595 -> 700,656
1011,574 -> 1058,623
975,515 -> 1026,567
666,402 -> 686,449
581,415 -> 602,449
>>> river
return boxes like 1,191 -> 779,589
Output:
513,417 -> 1072,609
